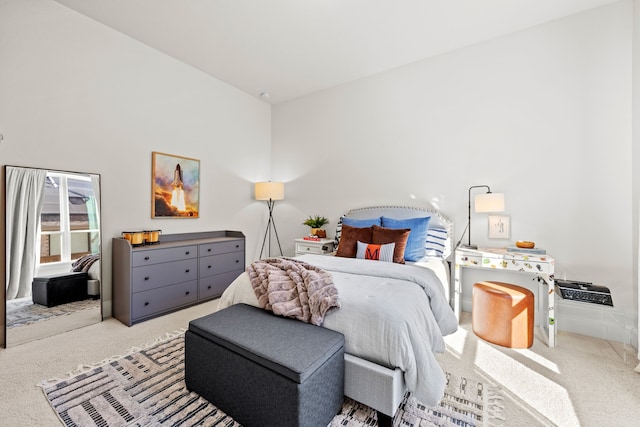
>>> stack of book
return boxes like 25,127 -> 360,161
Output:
303,236 -> 321,241
506,246 -> 546,255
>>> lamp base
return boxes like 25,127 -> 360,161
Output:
459,244 -> 478,250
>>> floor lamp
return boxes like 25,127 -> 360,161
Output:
255,181 -> 284,258
458,185 -> 505,249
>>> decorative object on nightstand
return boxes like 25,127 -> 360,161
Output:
255,181 -> 284,258
294,238 -> 335,256
457,185 -> 505,249
302,215 -> 329,238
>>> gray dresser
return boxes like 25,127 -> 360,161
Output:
112,230 -> 245,326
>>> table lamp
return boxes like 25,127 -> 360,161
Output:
458,185 -> 505,249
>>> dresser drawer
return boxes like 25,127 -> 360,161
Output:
132,245 -> 197,267
132,259 -> 198,293
456,253 -> 482,267
199,239 -> 245,256
199,270 -> 243,299
199,251 -> 245,278
482,255 -> 554,274
132,280 -> 198,319
295,241 -> 334,255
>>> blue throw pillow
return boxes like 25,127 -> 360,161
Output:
340,216 -> 382,228
381,216 -> 431,261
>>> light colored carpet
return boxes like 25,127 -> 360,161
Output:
0,300 -> 637,426
441,312 -> 640,427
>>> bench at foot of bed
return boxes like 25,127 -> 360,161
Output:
185,303 -> 345,427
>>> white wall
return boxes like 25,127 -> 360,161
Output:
633,0 -> 640,360
272,2 -> 636,341
0,0 -> 272,316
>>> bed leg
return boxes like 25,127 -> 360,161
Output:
376,411 -> 392,427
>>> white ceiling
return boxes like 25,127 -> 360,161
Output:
54,0 -> 618,104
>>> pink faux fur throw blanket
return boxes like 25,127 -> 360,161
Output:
247,257 -> 340,326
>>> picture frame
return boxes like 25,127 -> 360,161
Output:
488,215 -> 510,239
151,152 -> 200,218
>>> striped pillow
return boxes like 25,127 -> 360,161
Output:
356,241 -> 395,263
425,227 -> 448,258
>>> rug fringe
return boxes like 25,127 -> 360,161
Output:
37,329 -> 186,389
485,390 -> 506,426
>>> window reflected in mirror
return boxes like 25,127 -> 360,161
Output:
3,166 -> 102,348
40,172 -> 100,264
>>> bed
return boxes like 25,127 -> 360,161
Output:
218,206 -> 457,424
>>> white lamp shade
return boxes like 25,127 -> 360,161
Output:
474,192 -> 505,213
255,181 -> 284,201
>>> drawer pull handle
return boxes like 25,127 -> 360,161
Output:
144,256 -> 150,261
235,244 -> 239,248
185,291 -> 190,295
144,302 -> 149,306
185,269 -> 190,273
208,285 -> 212,289
208,248 -> 212,252
235,259 -> 239,263
144,276 -> 150,281
208,265 -> 212,269
186,251 -> 190,255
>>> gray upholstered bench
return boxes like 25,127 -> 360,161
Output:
185,303 -> 345,427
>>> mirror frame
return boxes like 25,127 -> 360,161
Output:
2,165 -> 103,348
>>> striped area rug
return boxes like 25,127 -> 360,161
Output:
40,332 -> 501,427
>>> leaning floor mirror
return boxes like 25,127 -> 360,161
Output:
2,165 -> 102,348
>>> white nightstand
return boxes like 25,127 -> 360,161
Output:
294,238 -> 335,256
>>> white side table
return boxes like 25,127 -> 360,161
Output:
454,247 -> 556,347
294,238 -> 335,256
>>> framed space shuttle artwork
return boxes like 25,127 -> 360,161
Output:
152,151 -> 200,218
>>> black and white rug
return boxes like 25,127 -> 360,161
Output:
40,332 -> 503,427
7,297 -> 101,329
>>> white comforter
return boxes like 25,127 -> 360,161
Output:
218,254 -> 458,406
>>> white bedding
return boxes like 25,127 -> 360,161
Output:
218,254 -> 458,406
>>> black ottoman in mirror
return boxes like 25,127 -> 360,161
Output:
32,272 -> 89,307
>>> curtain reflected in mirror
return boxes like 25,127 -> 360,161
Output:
3,166 -> 102,347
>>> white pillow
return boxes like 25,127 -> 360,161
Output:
356,240 -> 395,263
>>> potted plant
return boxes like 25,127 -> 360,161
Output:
302,215 -> 329,238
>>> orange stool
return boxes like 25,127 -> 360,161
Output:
472,281 -> 534,348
